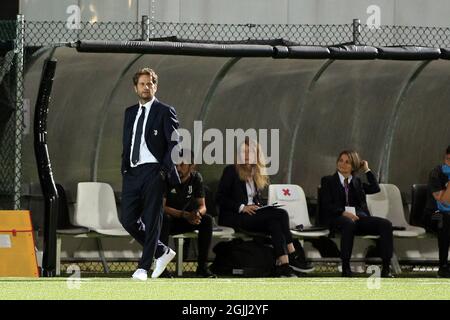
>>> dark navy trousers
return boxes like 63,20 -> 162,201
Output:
333,214 -> 393,263
121,163 -> 167,270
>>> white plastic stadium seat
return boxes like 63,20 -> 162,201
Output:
73,182 -> 129,236
366,183 -> 426,237
268,184 -> 329,238
56,182 -> 129,275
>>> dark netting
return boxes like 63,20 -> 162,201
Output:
0,19 -> 23,210
0,21 -> 16,42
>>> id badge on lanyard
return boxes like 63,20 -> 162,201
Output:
344,183 -> 356,216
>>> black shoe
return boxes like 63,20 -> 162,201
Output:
274,264 -> 298,278
437,266 -> 450,278
381,267 -> 395,278
288,253 -> 315,273
196,267 -> 217,278
159,269 -> 174,278
341,267 -> 353,278
292,269 -> 308,277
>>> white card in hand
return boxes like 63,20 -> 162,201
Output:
345,206 -> 356,216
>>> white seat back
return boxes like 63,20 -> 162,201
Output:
366,183 -> 408,227
268,184 -> 312,229
73,182 -> 124,231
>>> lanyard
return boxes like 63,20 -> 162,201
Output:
344,178 -> 350,206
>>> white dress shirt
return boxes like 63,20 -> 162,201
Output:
337,169 -> 371,187
338,172 -> 353,187
239,179 -> 257,213
130,97 -> 158,167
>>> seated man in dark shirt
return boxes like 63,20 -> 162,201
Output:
425,145 -> 450,278
160,150 -> 216,278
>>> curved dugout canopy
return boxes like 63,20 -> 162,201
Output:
22,41 -> 450,226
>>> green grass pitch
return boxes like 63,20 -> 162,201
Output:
1,277 -> 450,300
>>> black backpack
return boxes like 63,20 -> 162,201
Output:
210,238 -> 275,277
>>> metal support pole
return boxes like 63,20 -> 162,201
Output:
141,15 -> 150,41
352,18 -> 361,45
13,14 -> 24,210
176,237 -> 184,277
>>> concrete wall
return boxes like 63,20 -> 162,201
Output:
18,0 -> 450,27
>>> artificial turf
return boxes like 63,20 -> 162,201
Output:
1,277 -> 450,300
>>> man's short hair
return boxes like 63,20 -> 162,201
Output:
133,68 -> 158,86
446,145 -> 450,155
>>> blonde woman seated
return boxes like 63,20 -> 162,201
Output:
216,138 -> 313,277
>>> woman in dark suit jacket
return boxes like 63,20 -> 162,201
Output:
320,150 -> 394,277
216,138 -> 312,277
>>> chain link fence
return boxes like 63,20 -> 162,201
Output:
19,20 -> 450,47
21,20 -> 353,46
359,24 -> 450,48
60,261 -> 189,276
58,260 -> 435,278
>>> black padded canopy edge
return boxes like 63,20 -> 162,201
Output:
73,40 -> 450,60
74,40 -> 275,57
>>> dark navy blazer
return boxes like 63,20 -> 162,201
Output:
319,171 -> 380,226
121,99 -> 181,186
216,165 -> 263,227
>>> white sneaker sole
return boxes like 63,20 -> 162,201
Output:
151,250 -> 176,278
290,265 -> 315,273
132,275 -> 148,281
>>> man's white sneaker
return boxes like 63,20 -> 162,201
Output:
132,268 -> 148,281
151,248 -> 176,278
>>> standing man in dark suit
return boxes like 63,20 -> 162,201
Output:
121,68 -> 181,281
319,150 -> 394,278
